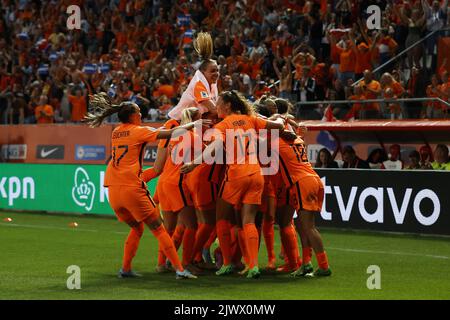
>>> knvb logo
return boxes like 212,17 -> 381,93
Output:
366,5 -> 381,30
66,5 -> 81,30
72,168 -> 96,211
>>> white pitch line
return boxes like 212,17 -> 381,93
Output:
0,222 -> 99,233
327,246 -> 450,260
0,222 -> 129,235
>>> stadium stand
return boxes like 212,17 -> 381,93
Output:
0,0 -> 449,125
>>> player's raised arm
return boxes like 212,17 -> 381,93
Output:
155,119 -> 212,140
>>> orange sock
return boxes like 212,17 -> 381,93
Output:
243,223 -> 259,269
151,224 -> 183,272
231,235 -> 243,265
204,228 -> 217,249
157,228 -> 174,266
230,226 -> 238,261
192,223 -> 214,263
141,167 -> 158,182
182,227 -> 197,266
172,224 -> 185,250
280,226 -> 301,270
237,228 -> 250,266
122,223 -> 144,272
216,220 -> 233,266
292,225 -> 301,265
302,247 -> 313,265
262,219 -> 275,263
316,251 -> 329,270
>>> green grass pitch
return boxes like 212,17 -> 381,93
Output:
1,211 -> 450,300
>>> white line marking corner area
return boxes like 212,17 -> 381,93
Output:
0,222 -> 449,260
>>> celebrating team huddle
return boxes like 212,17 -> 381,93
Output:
84,33 -> 331,281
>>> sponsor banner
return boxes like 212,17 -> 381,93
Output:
75,145 -> 106,161
315,169 -> 450,235
36,145 -> 65,160
1,164 -> 449,235
0,164 -> 157,215
1,144 -> 27,160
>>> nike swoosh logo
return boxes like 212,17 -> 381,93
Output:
41,148 -> 59,158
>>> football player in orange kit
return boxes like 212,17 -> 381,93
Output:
269,99 -> 331,277
141,117 -> 188,274
146,107 -> 202,275
181,90 -> 285,278
84,92 -> 211,279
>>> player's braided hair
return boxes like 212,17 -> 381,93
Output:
193,32 -> 215,72
220,90 -> 255,116
84,92 -> 136,127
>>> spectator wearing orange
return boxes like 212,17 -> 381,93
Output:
346,85 -> 365,120
253,79 -> 271,99
381,72 -> 405,119
348,32 -> 376,80
358,70 -> 382,119
426,74 -> 445,118
153,78 -> 176,100
330,33 -> 355,84
437,71 -> 450,118
375,29 -> 398,69
35,95 -> 54,124
68,88 -> 87,123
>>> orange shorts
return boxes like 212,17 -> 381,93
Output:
186,174 -> 218,211
156,175 -> 193,212
218,173 -> 264,206
108,183 -> 158,223
277,176 -> 324,212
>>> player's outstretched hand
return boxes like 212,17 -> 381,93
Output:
194,119 -> 213,129
181,162 -> 197,174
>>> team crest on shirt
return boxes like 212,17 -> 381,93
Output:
200,91 -> 208,98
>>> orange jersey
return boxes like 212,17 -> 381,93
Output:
158,119 -> 180,149
159,129 -> 197,185
104,124 -> 160,187
275,137 -> 318,187
354,46 -> 373,74
193,81 -> 211,103
68,95 -> 87,122
214,114 -> 267,181
35,104 -> 54,124
426,85 -> 442,109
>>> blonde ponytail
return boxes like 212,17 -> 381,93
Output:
180,107 -> 200,125
193,32 -> 213,61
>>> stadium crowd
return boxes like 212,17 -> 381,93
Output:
314,143 -> 450,170
0,0 -> 449,125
